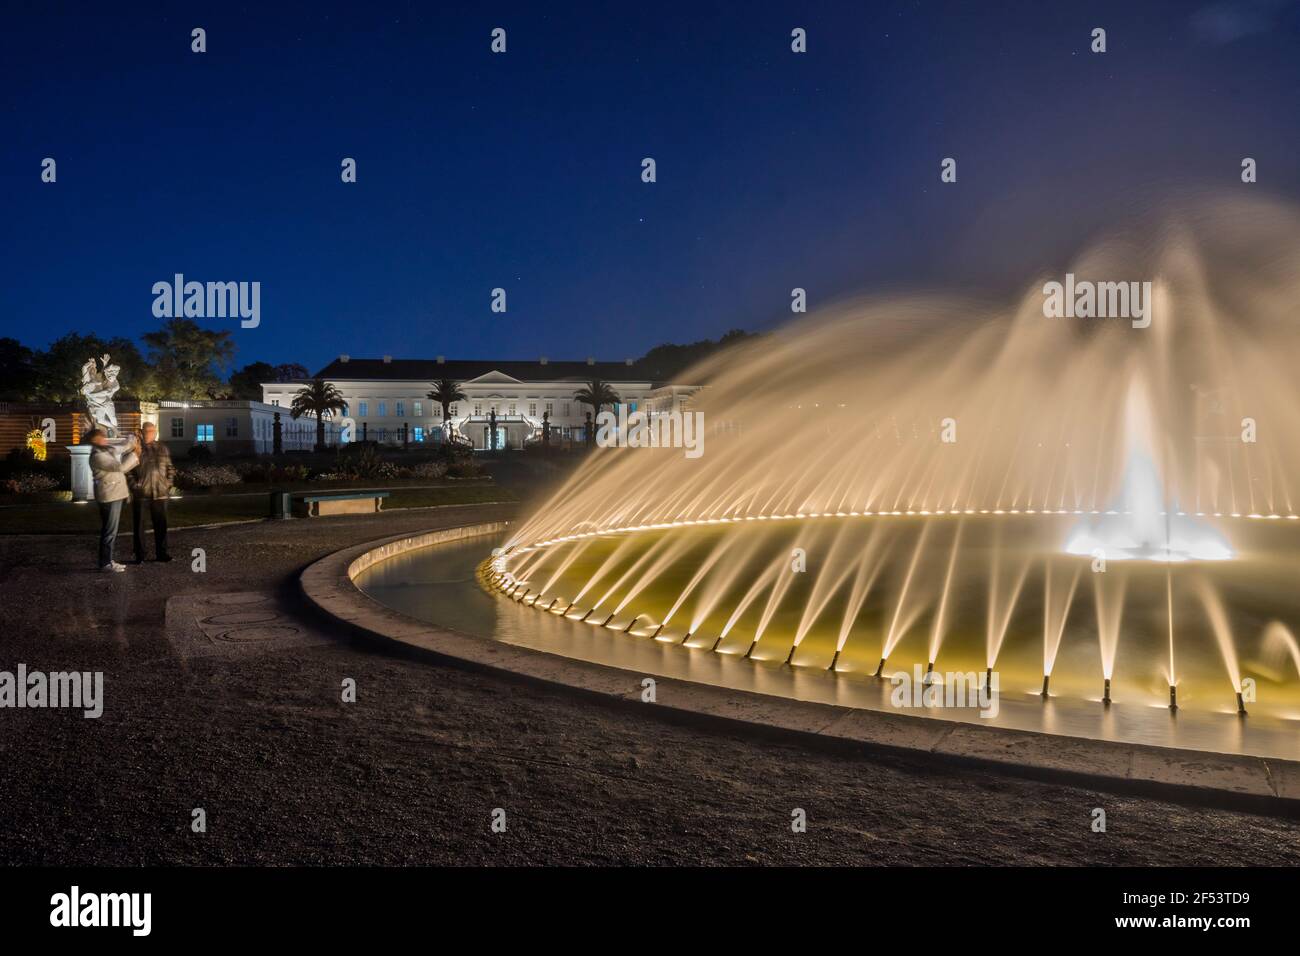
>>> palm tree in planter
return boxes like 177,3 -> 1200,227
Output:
290,379 -> 347,451
427,378 -> 469,445
574,379 -> 621,446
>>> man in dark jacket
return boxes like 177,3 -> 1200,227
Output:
130,422 -> 176,563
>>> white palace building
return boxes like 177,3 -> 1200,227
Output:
260,355 -> 699,451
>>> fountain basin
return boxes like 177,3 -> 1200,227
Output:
303,523 -> 1300,813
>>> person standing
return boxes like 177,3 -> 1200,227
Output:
130,421 -> 176,563
87,428 -> 139,572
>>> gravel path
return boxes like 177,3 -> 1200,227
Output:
1,505 -> 1298,866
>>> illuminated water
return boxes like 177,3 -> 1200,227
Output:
359,200 -> 1300,760
356,530 -> 1300,760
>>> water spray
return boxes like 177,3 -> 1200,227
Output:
562,601 -> 575,615
600,613 -> 615,627
579,608 -> 593,622
623,615 -> 640,633
742,638 -> 758,659
651,624 -> 664,639
516,589 -> 529,603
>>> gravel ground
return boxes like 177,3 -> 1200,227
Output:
1,504 -> 1298,866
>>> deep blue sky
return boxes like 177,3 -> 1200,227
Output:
3,1 -> 1298,374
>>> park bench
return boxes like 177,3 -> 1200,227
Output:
279,489 -> 391,518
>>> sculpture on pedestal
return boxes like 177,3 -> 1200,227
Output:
80,355 -> 123,437
69,354 -> 130,502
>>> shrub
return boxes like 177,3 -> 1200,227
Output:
177,464 -> 242,489
411,461 -> 447,480
447,458 -> 484,478
240,462 -> 308,483
187,443 -> 214,462
4,472 -> 60,494
333,445 -> 395,480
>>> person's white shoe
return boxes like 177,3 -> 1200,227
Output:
101,562 -> 126,573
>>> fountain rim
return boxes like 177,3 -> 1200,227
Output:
500,506 -> 1288,564
299,519 -> 1300,817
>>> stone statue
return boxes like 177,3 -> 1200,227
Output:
80,354 -> 122,437
70,353 -> 129,502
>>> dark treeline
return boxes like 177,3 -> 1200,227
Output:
0,325 -> 762,405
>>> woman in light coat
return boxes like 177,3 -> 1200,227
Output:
87,428 -> 139,572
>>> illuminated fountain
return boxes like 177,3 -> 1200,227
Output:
358,199 -> 1300,755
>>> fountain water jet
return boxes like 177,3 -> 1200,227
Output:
1042,559 -> 1081,692
477,200 -> 1300,728
1194,574 -> 1245,712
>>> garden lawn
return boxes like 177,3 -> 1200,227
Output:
0,481 -> 515,534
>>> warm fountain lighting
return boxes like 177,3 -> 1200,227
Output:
482,203 -> 1300,726
1064,381 -> 1233,564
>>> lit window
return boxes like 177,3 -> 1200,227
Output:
449,404 -> 457,416
395,401 -> 405,417
196,424 -> 214,442
563,403 -> 570,417
413,427 -> 424,442
171,417 -> 184,438
358,401 -> 368,416
378,401 -> 387,417
529,403 -> 537,417
414,401 -> 423,417
473,404 -> 482,415
508,403 -> 517,415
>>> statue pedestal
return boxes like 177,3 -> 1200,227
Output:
67,445 -> 93,502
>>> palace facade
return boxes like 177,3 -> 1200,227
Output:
260,356 -> 699,451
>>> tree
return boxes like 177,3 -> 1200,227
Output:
0,338 -> 36,401
142,319 -> 234,401
226,362 -> 311,400
573,379 -> 620,444
426,378 -> 468,444
289,379 -> 347,451
32,333 -> 154,402
274,362 -> 310,382
227,362 -> 280,400
637,328 -> 763,381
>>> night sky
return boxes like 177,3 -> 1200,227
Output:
3,1 -> 1297,374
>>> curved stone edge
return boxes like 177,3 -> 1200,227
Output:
300,522 -> 1300,817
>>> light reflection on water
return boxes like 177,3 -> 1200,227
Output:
355,533 -> 1300,762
